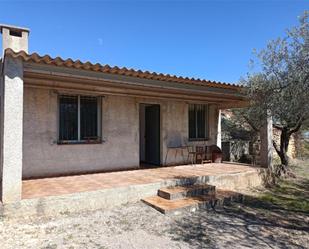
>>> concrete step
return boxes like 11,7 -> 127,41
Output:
158,184 -> 215,200
142,189 -> 243,215
142,195 -> 217,215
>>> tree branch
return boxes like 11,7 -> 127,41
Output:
273,140 -> 280,155
241,115 -> 259,132
302,72 -> 309,86
272,69 -> 288,90
288,116 -> 304,135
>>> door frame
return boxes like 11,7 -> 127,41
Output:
139,103 -> 162,166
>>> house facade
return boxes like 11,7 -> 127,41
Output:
0,25 -> 271,204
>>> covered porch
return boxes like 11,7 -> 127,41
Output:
22,163 -> 261,200
0,162 -> 262,217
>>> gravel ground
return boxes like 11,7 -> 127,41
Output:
0,201 -> 308,249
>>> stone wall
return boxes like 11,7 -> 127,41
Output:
273,128 -> 297,159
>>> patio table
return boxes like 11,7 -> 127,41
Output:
164,145 -> 188,165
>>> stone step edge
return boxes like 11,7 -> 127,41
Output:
142,196 -> 223,215
158,184 -> 216,200
142,190 -> 243,215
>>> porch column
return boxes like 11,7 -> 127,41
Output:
216,108 -> 222,148
260,110 -> 273,168
0,25 -> 29,203
1,56 -> 24,203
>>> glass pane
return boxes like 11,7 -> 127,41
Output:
196,104 -> 206,138
189,104 -> 196,139
59,95 -> 78,141
80,96 -> 98,140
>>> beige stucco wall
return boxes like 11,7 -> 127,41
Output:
23,88 -> 139,178
23,87 -> 219,178
162,101 -> 219,165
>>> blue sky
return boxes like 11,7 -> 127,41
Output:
0,1 -> 307,83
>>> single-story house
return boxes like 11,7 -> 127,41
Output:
0,24 -> 273,204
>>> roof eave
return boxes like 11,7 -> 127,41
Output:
4,48 -> 244,91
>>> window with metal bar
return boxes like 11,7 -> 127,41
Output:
58,95 -> 101,143
188,104 -> 208,140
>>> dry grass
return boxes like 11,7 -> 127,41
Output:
257,159 -> 309,213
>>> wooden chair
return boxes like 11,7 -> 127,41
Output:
195,146 -> 205,164
187,146 -> 206,165
187,145 -> 197,165
202,145 -> 212,164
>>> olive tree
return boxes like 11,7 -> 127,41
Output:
240,11 -> 309,172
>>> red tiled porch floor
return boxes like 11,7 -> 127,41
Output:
22,163 -> 259,199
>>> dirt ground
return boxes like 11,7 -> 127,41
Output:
0,161 -> 308,249
0,201 -> 308,249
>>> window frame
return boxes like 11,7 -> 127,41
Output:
188,103 -> 209,141
57,94 -> 102,144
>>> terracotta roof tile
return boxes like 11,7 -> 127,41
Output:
4,48 -> 242,90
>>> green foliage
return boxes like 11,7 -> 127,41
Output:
243,11 -> 309,130
239,11 -> 309,167
221,112 -> 252,140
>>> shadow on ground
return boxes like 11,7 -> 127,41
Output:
166,170 -> 309,249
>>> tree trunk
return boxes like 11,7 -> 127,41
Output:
278,128 -> 290,167
278,149 -> 289,166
